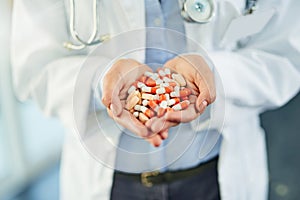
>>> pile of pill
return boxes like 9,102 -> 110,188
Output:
125,68 -> 192,124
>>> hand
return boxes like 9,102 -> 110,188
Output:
102,59 -> 167,147
165,54 -> 216,122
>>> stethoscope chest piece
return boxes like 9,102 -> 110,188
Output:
181,0 -> 215,23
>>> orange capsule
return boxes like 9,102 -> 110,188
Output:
140,106 -> 155,118
172,100 -> 190,111
165,86 -> 174,93
145,77 -> 156,87
148,100 -> 158,110
157,107 -> 166,117
179,88 -> 192,97
141,86 -> 158,94
132,81 -> 138,88
168,97 -> 180,106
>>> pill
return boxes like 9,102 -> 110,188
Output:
137,82 -> 146,88
172,73 -> 186,86
170,91 -> 180,97
137,92 -> 142,104
168,98 -> 180,106
172,100 -> 190,111
165,94 -> 170,101
160,100 -> 168,109
174,86 -> 180,92
133,111 -> 139,118
132,81 -> 138,87
130,108 -> 135,113
179,88 -> 192,97
156,86 -> 173,94
158,94 -> 168,102
144,71 -> 154,77
145,78 -> 156,87
142,93 -> 155,100
168,82 -> 178,87
140,106 -> 155,118
141,86 -> 157,93
134,104 -> 141,111
155,79 -> 163,85
157,68 -> 166,77
139,112 -> 149,123
142,99 -> 149,106
127,90 -> 139,102
163,77 -> 172,83
164,68 -> 171,78
127,86 -> 136,94
148,100 -> 159,111
150,73 -> 159,80
125,95 -> 140,110
157,107 -> 166,117
139,75 -> 148,83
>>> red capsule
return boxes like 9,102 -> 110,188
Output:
179,88 -> 192,97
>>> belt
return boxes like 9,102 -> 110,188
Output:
114,156 -> 218,187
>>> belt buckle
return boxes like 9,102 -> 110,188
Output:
141,171 -> 159,187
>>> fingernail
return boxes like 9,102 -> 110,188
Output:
202,100 -> 208,106
198,100 -> 208,111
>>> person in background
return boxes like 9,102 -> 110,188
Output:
11,0 -> 300,199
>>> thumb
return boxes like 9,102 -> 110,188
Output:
110,97 -> 123,117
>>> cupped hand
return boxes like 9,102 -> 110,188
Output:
157,54 -> 215,125
102,58 -> 167,146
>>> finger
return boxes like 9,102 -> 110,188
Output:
146,117 -> 178,133
145,134 -> 163,147
112,110 -> 150,138
102,74 -> 121,108
164,104 -> 200,123
110,97 -> 123,117
159,129 -> 169,140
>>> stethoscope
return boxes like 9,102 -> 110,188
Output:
64,0 -> 258,50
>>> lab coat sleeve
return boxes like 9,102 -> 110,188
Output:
10,1 -> 110,128
209,3 -> 300,114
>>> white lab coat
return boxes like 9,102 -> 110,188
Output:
11,0 -> 300,200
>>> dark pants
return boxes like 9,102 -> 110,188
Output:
110,158 -> 220,200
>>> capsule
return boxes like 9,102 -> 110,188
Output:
144,71 -> 154,77
137,82 -> 146,88
133,111 -> 139,118
140,106 -> 155,118
181,96 -> 189,101
148,100 -> 159,111
141,86 -> 157,94
164,68 -> 171,78
156,86 -> 173,94
172,100 -> 190,111
139,112 -> 149,123
139,75 -> 148,83
159,100 -> 168,109
155,79 -> 163,85
142,99 -> 149,106
127,85 -> 136,94
125,95 -> 140,110
145,78 -> 156,87
157,68 -> 166,77
141,93 -> 155,100
179,88 -> 192,97
168,98 -> 180,106
134,104 -> 141,111
170,91 -> 180,97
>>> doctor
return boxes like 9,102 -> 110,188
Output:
11,0 -> 300,200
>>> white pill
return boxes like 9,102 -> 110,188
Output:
172,73 -> 186,87
128,85 -> 136,94
142,99 -> 149,106
137,82 -> 146,88
161,83 -> 169,87
159,100 -> 168,109
141,86 -> 151,93
133,112 -> 139,118
170,91 -> 180,97
165,94 -> 170,101
144,71 -> 154,77
156,88 -> 166,94
174,86 -> 180,92
164,68 -> 171,75
150,73 -> 159,80
140,106 -> 148,113
142,93 -> 155,100
134,104 -> 141,111
163,77 -> 172,83
158,70 -> 166,77
156,79 -> 163,85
